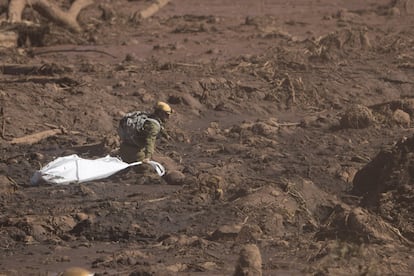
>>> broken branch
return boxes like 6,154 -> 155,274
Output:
0,64 -> 71,75
1,118 -> 5,139
0,107 -> 5,139
131,0 -> 170,22
8,0 -> 94,33
32,48 -> 117,58
10,128 -> 81,145
276,122 -> 301,127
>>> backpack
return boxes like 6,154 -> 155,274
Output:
118,111 -> 160,145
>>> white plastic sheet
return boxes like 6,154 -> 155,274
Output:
30,154 -> 165,185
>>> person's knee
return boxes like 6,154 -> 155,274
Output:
119,143 -> 143,163
134,163 -> 153,174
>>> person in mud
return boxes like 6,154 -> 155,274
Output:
118,101 -> 173,173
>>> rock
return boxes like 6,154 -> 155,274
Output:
198,261 -> 218,271
181,93 -> 204,111
113,249 -> 147,265
0,31 -> 18,48
23,235 -> 35,244
211,224 -> 242,240
260,213 -> 285,236
31,224 -> 48,242
199,174 -> 224,190
393,109 -> 410,127
56,255 -> 71,262
75,212 -> 89,221
340,104 -> 375,129
166,263 -> 188,273
336,166 -> 358,183
401,99 -> 414,115
114,80 -> 126,88
221,143 -> 247,154
251,121 -> 278,137
160,234 -> 199,246
164,170 -> 185,185
234,244 -> 262,276
70,219 -> 93,236
52,215 -> 77,232
153,154 -> 183,171
78,184 -> 97,198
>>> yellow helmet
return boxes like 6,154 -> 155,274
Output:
155,101 -> 172,115
60,267 -> 94,276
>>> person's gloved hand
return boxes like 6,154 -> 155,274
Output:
161,131 -> 172,141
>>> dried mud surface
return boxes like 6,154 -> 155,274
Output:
1,0 -> 414,275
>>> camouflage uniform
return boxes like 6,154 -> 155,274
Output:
118,102 -> 172,179
119,117 -> 162,163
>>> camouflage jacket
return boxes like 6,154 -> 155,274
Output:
139,118 -> 162,158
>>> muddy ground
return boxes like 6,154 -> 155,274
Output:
1,0 -> 414,275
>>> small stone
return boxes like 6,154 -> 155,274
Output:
57,255 -> 71,262
164,170 -> 185,185
234,244 -> 262,276
30,152 -> 44,161
75,212 -> 89,221
393,109 -> 410,127
61,267 -> 92,276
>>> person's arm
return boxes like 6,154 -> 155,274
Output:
159,127 -> 172,141
142,120 -> 161,160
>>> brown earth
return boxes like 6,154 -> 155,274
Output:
1,0 -> 414,275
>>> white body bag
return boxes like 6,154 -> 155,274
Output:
30,154 -> 165,185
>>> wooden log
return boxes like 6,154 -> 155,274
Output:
1,76 -> 80,88
0,64 -> 70,75
10,129 -> 63,145
0,64 -> 38,75
8,0 -> 94,33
